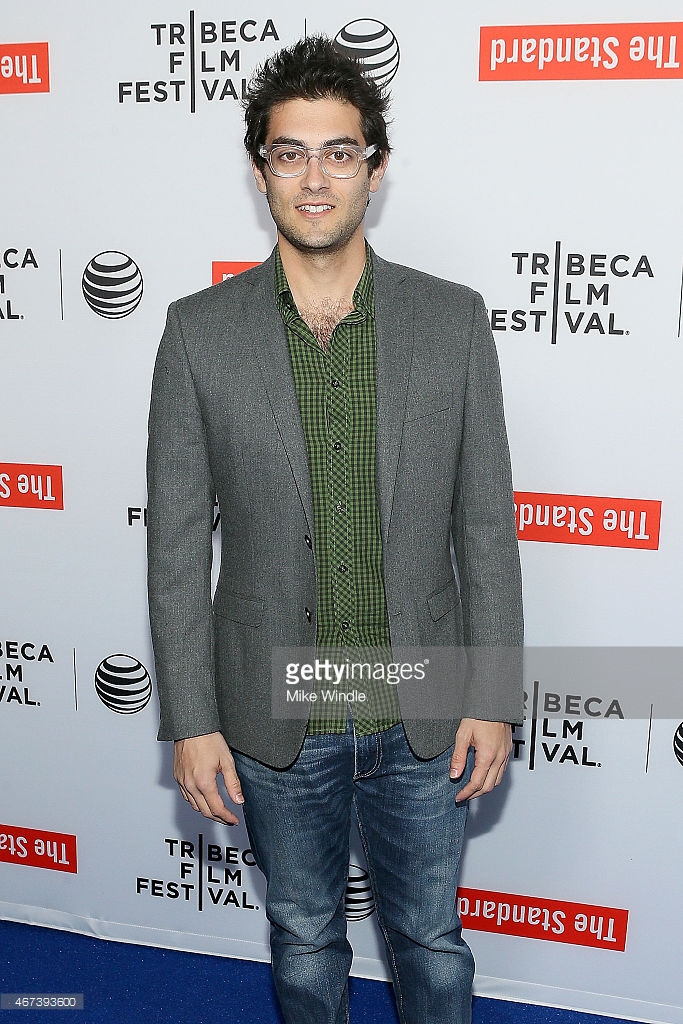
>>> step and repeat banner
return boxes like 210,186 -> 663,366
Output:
2,2 -> 683,1022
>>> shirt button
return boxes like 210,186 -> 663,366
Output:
341,620 -> 350,630
338,563 -> 348,574
336,502 -> 345,514
304,535 -> 312,548
305,608 -> 312,622
333,441 -> 342,451
331,378 -> 341,388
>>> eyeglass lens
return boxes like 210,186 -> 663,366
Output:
268,146 -> 362,178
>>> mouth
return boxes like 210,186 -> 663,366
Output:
296,203 -> 334,214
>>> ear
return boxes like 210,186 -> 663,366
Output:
252,159 -> 268,194
369,152 -> 389,194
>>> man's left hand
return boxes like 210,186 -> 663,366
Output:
451,719 -> 512,802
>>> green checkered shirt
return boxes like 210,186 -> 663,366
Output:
274,246 -> 401,735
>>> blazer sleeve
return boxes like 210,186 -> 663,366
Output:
146,302 -> 221,741
451,290 -> 524,724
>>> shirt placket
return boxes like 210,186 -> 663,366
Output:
326,320 -> 357,643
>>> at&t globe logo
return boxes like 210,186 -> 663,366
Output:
344,864 -> 375,921
674,722 -> 683,767
333,20 -> 400,86
95,655 -> 152,714
82,251 -> 143,318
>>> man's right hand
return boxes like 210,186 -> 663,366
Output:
173,731 -> 244,825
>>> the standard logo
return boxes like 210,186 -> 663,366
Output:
82,252 -> 143,319
480,22 -> 683,82
514,491 -> 661,550
0,823 -> 77,874
0,43 -> 50,94
94,655 -> 152,714
0,463 -> 63,510
491,244 -> 655,344
344,864 -> 375,921
458,886 -> 628,950
211,260 -> 261,285
674,722 -> 683,767
333,20 -> 400,86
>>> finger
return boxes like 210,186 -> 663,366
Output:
455,759 -> 491,802
493,752 -> 510,788
450,733 -> 472,780
220,763 -> 245,807
179,770 -> 238,825
193,777 -> 239,825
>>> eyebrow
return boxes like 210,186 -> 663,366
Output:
269,135 -> 361,148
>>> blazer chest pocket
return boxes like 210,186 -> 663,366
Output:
404,394 -> 451,423
426,579 -> 460,621
214,592 -> 264,627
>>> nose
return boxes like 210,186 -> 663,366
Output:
300,153 -> 328,191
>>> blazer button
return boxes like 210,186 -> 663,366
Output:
304,535 -> 312,548
305,608 -> 312,622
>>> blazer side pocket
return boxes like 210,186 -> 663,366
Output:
214,592 -> 264,627
426,579 -> 460,622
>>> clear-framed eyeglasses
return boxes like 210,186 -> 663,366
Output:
258,143 -> 378,179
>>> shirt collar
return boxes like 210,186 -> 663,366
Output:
274,244 -> 375,322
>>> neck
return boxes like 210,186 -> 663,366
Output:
277,231 -> 367,309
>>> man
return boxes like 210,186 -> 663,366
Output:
147,36 -> 523,1024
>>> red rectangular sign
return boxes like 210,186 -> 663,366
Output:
212,261 -> 261,285
458,886 -> 628,950
0,463 -> 64,510
480,23 -> 683,81
0,43 -> 50,94
0,824 -> 77,874
514,491 -> 661,549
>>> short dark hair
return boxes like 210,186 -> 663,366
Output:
243,36 -> 391,173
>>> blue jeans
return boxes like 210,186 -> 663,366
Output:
233,722 -> 475,1024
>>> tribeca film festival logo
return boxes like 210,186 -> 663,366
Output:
0,246 -> 39,322
0,823 -> 77,874
0,42 -> 50,94
136,836 -> 260,911
0,638 -> 55,711
94,655 -> 152,714
82,251 -> 143,319
513,491 -> 661,550
491,246 -> 655,344
511,679 -> 623,772
333,20 -> 400,86
479,22 -> 683,81
117,14 -> 280,110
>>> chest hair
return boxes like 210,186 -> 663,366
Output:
299,298 -> 354,351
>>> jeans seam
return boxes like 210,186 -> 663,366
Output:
353,797 -> 407,1024
352,729 -> 382,780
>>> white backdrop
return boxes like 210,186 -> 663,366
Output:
2,2 -> 683,1022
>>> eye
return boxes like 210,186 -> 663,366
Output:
273,147 -> 305,165
327,148 -> 353,163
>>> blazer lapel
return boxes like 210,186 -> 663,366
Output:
372,250 -> 414,545
245,256 -> 315,534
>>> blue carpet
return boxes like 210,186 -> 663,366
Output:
0,920 -> 639,1023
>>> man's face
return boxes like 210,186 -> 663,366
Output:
252,96 -> 386,255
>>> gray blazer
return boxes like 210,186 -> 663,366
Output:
147,248 -> 523,768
